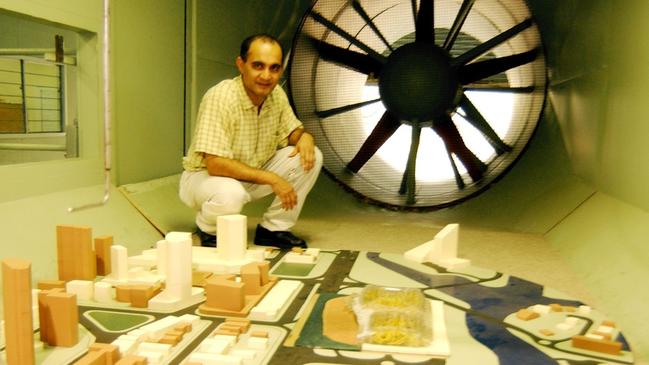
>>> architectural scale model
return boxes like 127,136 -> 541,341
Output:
198,261 -> 277,317
0,215 -> 636,364
57,225 -> 96,281
182,318 -> 279,364
315,285 -> 450,357
127,215 -> 268,275
403,223 -> 471,269
1,258 -> 89,365
513,303 -> 625,355
283,247 -> 320,264
2,259 -> 35,364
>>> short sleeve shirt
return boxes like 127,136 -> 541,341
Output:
183,76 -> 302,171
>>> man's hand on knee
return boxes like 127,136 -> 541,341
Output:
289,132 -> 315,171
271,176 -> 297,210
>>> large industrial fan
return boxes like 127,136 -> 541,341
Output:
288,0 -> 546,208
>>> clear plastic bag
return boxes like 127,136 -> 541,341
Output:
350,285 -> 432,346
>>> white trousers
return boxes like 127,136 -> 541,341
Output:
179,146 -> 323,234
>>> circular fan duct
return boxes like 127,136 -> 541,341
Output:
289,0 -> 546,208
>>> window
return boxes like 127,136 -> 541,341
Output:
0,10 -> 80,166
0,57 -> 64,134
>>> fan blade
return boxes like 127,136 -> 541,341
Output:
310,11 -> 386,64
347,111 -> 401,173
453,18 -> 534,66
447,149 -> 465,189
443,0 -> 475,50
459,49 -> 539,84
411,0 -> 418,29
458,93 -> 512,155
399,125 -> 422,205
308,37 -> 383,75
415,0 -> 435,43
432,115 -> 486,182
315,98 -> 381,119
351,0 -> 394,52
464,84 -> 535,93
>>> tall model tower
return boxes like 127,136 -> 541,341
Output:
2,259 -> 35,365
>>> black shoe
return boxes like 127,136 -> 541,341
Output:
254,224 -> 307,249
196,228 -> 217,247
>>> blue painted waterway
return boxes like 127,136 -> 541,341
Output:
364,252 -> 627,365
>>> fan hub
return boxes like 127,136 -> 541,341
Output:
378,42 -> 458,125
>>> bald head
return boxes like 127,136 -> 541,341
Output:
240,33 -> 284,62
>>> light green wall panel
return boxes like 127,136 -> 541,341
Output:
0,0 -> 102,33
548,73 -> 608,185
530,0 -> 611,184
0,11 -> 79,49
112,0 -> 185,185
598,1 -> 649,211
534,0 -> 649,212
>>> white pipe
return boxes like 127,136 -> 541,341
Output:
68,0 -> 111,213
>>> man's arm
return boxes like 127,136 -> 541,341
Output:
287,127 -> 316,171
204,153 -> 297,210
